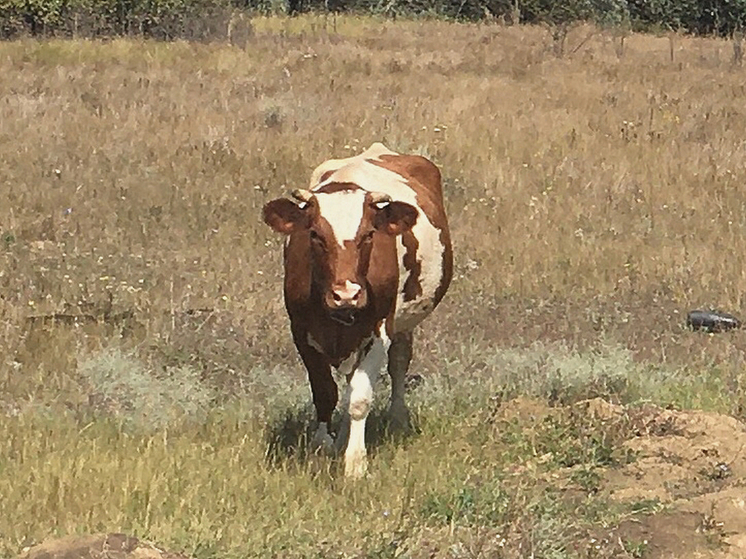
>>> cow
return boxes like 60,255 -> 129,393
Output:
262,142 -> 453,478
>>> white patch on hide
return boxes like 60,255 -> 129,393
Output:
314,190 -> 367,247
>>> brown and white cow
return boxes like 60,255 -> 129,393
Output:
262,142 -> 452,478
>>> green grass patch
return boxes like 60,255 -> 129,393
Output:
0,341 -> 645,557
0,340 -> 742,557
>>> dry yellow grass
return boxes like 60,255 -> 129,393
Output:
3,20 -> 746,353
3,16 -> 746,559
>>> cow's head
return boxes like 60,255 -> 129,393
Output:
263,185 -> 418,325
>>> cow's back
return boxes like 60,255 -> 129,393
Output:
309,144 -> 453,332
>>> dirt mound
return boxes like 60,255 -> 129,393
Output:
495,397 -> 746,557
16,534 -> 190,559
604,406 -> 746,504
597,402 -> 746,558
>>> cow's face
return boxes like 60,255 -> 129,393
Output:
263,186 -> 417,325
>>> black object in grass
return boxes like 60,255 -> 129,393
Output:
686,310 -> 742,333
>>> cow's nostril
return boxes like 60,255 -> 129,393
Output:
333,292 -> 342,302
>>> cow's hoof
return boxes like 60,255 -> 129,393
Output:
344,451 -> 368,479
310,426 -> 335,455
388,403 -> 413,434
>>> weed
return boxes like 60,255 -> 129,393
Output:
628,498 -> 663,515
622,538 -> 649,558
79,348 -> 215,431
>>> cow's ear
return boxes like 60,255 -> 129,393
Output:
263,199 -> 308,234
375,201 -> 418,236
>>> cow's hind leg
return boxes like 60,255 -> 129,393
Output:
387,330 -> 413,433
293,329 -> 337,454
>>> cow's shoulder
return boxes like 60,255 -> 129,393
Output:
309,143 -> 397,189
366,153 -> 447,235
371,153 -> 442,201
307,144 -> 448,233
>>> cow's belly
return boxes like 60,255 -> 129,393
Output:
393,217 -> 445,332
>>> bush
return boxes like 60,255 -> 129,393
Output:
79,348 -> 215,431
627,0 -> 746,35
0,0 -> 239,38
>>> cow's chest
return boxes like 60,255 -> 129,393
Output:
306,319 -> 375,366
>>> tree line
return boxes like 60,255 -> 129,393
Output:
2,0 -> 745,41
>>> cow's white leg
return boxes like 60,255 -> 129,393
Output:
345,369 -> 375,478
333,352 -> 358,455
344,329 -> 390,479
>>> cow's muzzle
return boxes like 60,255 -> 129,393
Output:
329,308 -> 359,326
325,281 -> 367,325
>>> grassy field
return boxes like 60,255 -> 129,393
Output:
3,16 -> 746,558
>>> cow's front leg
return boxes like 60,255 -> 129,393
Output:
387,330 -> 413,433
293,327 -> 337,454
343,331 -> 390,479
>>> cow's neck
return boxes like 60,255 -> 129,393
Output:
306,308 -> 376,365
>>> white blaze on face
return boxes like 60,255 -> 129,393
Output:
314,190 -> 367,247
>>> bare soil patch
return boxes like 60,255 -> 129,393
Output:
16,534 -> 189,559
603,405 -> 746,558
523,398 -> 746,558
